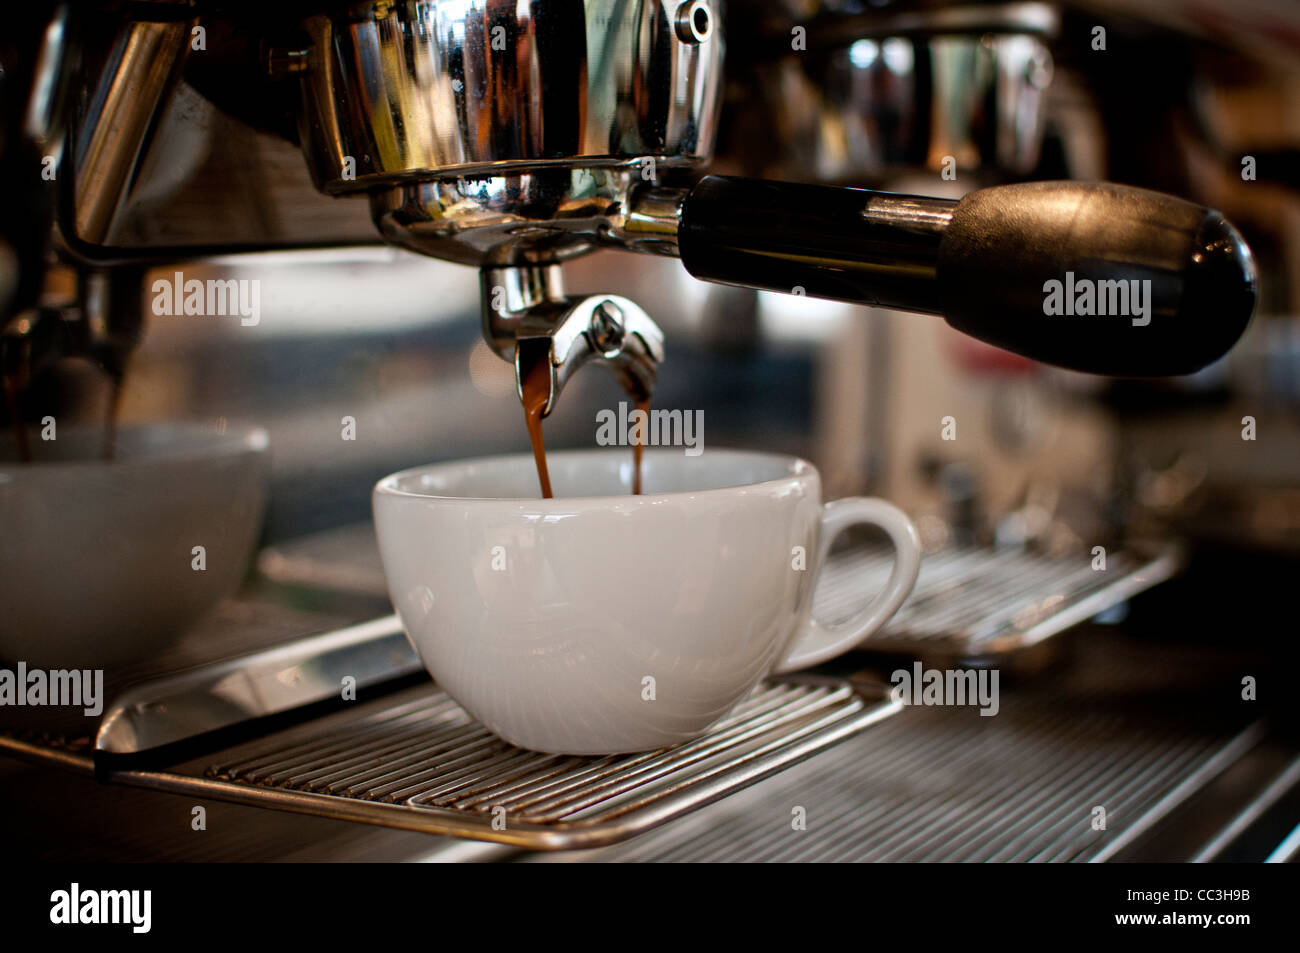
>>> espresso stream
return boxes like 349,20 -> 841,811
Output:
519,347 -> 648,499
631,397 -> 649,496
520,345 -> 555,499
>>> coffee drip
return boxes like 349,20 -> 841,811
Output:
518,344 -> 649,500
519,341 -> 555,499
632,398 -> 650,496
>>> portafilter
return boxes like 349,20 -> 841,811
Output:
290,0 -> 1255,414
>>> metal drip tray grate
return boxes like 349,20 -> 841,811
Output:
534,661 -> 1264,862
110,676 -> 898,850
816,543 -> 1182,658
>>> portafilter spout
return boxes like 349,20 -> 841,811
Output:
481,266 -> 664,418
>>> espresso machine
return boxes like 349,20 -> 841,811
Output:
1,1 -> 1298,866
1,0 -> 1257,416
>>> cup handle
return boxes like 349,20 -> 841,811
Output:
773,497 -> 922,674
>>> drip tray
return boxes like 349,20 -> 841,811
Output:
819,542 -> 1183,661
22,676 -> 898,851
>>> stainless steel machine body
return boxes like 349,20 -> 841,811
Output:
1,0 -> 1297,866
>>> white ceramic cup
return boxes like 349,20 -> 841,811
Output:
373,449 -> 920,754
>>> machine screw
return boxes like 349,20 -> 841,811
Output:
674,1 -> 712,45
590,300 -> 625,352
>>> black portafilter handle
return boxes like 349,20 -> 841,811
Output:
676,176 -> 1257,376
